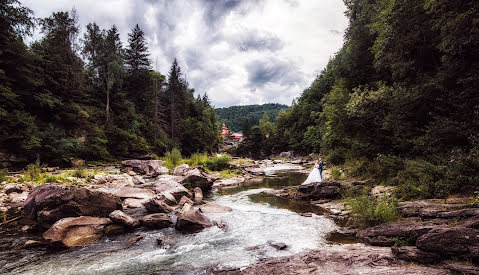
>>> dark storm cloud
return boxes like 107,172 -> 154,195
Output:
236,30 -> 284,52
246,58 -> 304,88
198,0 -> 264,27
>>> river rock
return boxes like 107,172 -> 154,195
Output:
371,186 -> 395,197
122,198 -> 147,209
416,226 -> 479,262
142,197 -> 177,213
90,174 -> 135,187
121,160 -> 169,176
155,181 -> 192,200
23,239 -> 44,249
398,200 -> 468,218
98,187 -> 155,200
104,224 -> 125,235
293,181 -> 341,201
179,196 -> 194,207
127,234 -> 145,245
43,216 -> 111,247
132,175 -> 145,185
463,216 -> 479,229
171,164 -> 190,176
193,187 -> 203,204
157,235 -> 177,248
141,213 -> 173,229
391,246 -> 441,264
4,183 -> 28,194
357,221 -> 444,246
181,167 -> 214,192
160,192 -> 178,206
437,208 -> 479,218
175,203 -> 213,232
213,176 -> 245,187
279,151 -> 294,159
199,203 -> 233,213
269,241 -> 288,250
23,184 -> 122,228
109,210 -> 140,228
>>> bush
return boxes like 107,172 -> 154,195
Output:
186,153 -> 208,166
22,164 -> 43,182
0,169 -> 7,182
347,195 -> 399,228
344,158 -> 371,178
331,167 -> 342,180
164,148 -> 183,169
205,154 -> 232,171
72,168 -> 88,178
395,159 -> 446,199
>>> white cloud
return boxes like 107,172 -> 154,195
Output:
21,0 -> 348,107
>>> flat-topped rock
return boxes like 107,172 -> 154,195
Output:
141,213 -> 173,229
109,210 -> 140,228
175,203 -> 213,232
98,187 -> 155,200
199,203 -> 233,213
294,181 -> 341,201
121,160 -> 169,176
155,181 -> 192,200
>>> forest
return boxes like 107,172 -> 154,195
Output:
238,0 -> 479,198
215,103 -> 288,132
0,0 -> 220,167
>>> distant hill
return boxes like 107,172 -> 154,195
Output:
215,103 -> 289,132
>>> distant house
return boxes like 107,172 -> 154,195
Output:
229,133 -> 243,142
220,122 -> 230,138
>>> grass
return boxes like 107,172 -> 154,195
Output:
331,167 -> 343,180
12,164 -> 101,186
163,148 -> 183,169
205,154 -> 232,171
218,169 -> 241,178
346,194 -> 399,228
0,168 -> 7,182
185,153 -> 209,166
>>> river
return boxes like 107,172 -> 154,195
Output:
2,165 -> 339,274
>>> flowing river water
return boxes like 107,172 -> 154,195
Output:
1,165 -> 340,274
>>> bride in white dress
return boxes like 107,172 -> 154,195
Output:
302,159 -> 323,185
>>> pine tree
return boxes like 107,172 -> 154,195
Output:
125,24 -> 150,72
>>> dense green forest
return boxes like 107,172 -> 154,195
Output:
215,103 -> 288,132
239,0 -> 479,198
0,0 -> 219,167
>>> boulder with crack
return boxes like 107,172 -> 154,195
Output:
43,216 -> 112,247
175,203 -> 213,232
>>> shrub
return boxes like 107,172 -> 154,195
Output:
331,167 -> 342,180
0,169 -> 7,182
344,158 -> 371,178
205,154 -> 232,171
22,164 -> 43,182
186,153 -> 208,166
164,148 -> 183,169
395,159 -> 446,199
72,168 -> 88,178
347,195 -> 399,228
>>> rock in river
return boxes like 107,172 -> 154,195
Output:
43,216 -> 112,247
175,203 -> 213,232
155,181 -> 192,201
293,181 -> 341,201
199,203 -> 233,213
23,184 -> 122,228
142,196 -> 177,213
121,160 -> 169,176
109,210 -> 140,228
141,213 -> 173,229
181,167 -> 214,192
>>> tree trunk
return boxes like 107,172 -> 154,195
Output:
106,85 -> 110,125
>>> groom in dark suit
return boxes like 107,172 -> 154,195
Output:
318,157 -> 324,179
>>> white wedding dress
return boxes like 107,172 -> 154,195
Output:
302,165 -> 322,185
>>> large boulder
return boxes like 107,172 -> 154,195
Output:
171,164 -> 190,176
142,196 -> 177,213
43,216 -> 112,247
141,213 -> 173,229
121,160 -> 169,176
175,203 -> 213,232
181,167 -> 214,192
213,176 -> 245,188
199,203 -> 233,213
293,181 -> 341,201
417,226 -> 479,262
193,187 -> 203,205
23,184 -> 122,228
109,210 -> 140,228
155,181 -> 192,201
357,221 -> 444,246
279,151 -> 294,159
90,174 -> 134,187
98,187 -> 155,200
391,246 -> 441,264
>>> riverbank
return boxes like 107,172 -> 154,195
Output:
1,159 -> 478,274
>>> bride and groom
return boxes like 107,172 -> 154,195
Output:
302,157 -> 324,185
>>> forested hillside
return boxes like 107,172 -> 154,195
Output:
216,103 -> 288,132
0,0 -> 219,166
238,0 -> 479,198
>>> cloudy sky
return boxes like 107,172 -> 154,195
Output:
22,0 -> 348,108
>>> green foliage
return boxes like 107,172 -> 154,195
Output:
205,155 -> 232,171
0,169 -> 8,182
347,195 -> 399,228
216,103 -> 288,132
164,148 -> 182,169
21,164 -> 43,182
331,168 -> 342,180
185,153 -> 208,166
391,237 -> 407,247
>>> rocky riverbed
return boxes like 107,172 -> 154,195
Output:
1,159 -> 478,274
